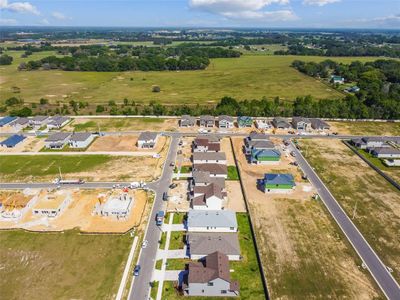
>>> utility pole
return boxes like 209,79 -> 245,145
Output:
352,199 -> 358,220
58,166 -> 62,180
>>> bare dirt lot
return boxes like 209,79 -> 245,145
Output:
225,181 -> 246,212
167,180 -> 190,212
88,135 -> 167,153
0,189 -> 151,233
231,137 -> 381,299
300,138 -> 400,284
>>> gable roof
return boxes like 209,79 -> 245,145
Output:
292,117 -> 311,126
237,116 -> 253,123
187,251 -> 231,283
200,115 -> 215,122
272,117 -> 291,128
193,183 -> 224,205
193,164 -> 227,175
11,117 -> 29,126
246,140 -> 275,149
310,118 -> 330,129
218,115 -> 234,122
248,132 -> 269,141
372,147 -> 400,155
48,116 -> 70,126
187,233 -> 240,257
70,132 -> 92,142
138,131 -> 158,141
193,152 -> 226,161
45,132 -> 72,142
192,170 -> 225,188
252,149 -> 281,158
187,210 -> 237,228
0,134 -> 26,147
264,173 -> 295,186
180,115 -> 196,125
0,116 -> 17,127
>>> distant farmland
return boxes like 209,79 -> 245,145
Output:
0,50 -> 379,105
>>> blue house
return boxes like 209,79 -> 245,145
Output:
262,173 -> 295,193
0,116 -> 18,127
251,149 -> 281,164
0,134 -> 26,148
237,116 -> 253,128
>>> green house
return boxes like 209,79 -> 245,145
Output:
237,116 -> 253,128
263,173 -> 295,192
251,149 -> 281,164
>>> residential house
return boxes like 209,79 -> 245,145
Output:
251,149 -> 281,164
193,164 -> 227,178
272,117 -> 291,129
192,183 -> 225,210
47,116 -> 70,129
180,115 -> 196,127
345,86 -> 360,93
0,116 -> 17,127
44,132 -> 72,149
0,135 -> 26,148
187,210 -> 238,232
187,233 -> 241,260
310,118 -> 331,131
10,117 -> 29,131
218,115 -> 234,129
193,136 -> 220,152
246,132 -> 269,142
292,117 -> 311,131
69,132 -> 94,148
351,137 -> 385,149
137,131 -> 158,149
29,116 -> 49,127
32,190 -> 72,218
371,147 -> 400,159
193,152 -> 227,165
262,173 -> 295,193
190,170 -> 226,194
94,191 -> 134,219
237,116 -> 253,128
244,140 -> 275,155
183,251 -> 240,297
331,75 -> 345,84
199,115 -> 215,128
255,119 -> 272,130
383,159 -> 400,167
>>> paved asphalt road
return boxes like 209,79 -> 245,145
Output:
128,135 -> 179,300
290,142 -> 400,300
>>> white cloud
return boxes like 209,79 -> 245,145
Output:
189,0 -> 296,22
52,11 -> 70,20
40,18 -> 49,25
0,17 -> 17,25
0,0 -> 39,15
303,0 -> 340,6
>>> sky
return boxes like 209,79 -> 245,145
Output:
0,0 -> 399,29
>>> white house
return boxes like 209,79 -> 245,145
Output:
32,190 -> 72,218
371,147 -> 400,159
193,164 -> 227,178
187,210 -> 238,232
29,116 -> 49,127
192,152 -> 227,165
47,116 -> 70,129
69,132 -> 94,148
137,131 -> 158,149
10,117 -> 29,131
255,119 -> 272,130
218,115 -> 234,129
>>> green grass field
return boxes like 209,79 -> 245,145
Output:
0,53 -> 380,105
0,155 -> 112,181
0,230 -> 131,300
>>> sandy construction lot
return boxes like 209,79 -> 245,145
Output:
0,189 -> 151,233
225,181 -> 246,212
0,136 -> 45,153
88,135 -> 167,153
167,180 -> 190,212
231,137 -> 381,299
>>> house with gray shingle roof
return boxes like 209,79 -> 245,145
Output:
137,132 -> 158,149
218,115 -> 234,129
187,233 -> 241,260
292,117 -> 311,131
180,115 -> 196,127
47,116 -> 70,129
45,132 -> 72,149
310,118 -> 330,131
193,152 -> 227,165
29,116 -> 49,126
371,147 -> 400,159
192,183 -> 225,210
193,164 -> 227,178
199,115 -> 215,128
69,132 -> 94,148
187,210 -> 237,232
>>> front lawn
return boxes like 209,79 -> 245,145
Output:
169,231 -> 185,250
173,213 -> 186,225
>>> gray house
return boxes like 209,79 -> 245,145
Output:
137,132 -> 158,149
199,115 -> 215,128
29,116 -> 49,127
310,118 -> 330,130
187,210 -> 237,232
44,132 -> 72,149
187,233 -> 241,260
272,117 -> 291,129
244,140 -> 275,155
193,136 -> 221,152
180,115 -> 196,127
193,164 -> 227,178
193,152 -> 227,165
69,132 -> 94,148
47,116 -> 70,129
292,117 -> 311,130
352,137 -> 386,149
183,251 -> 240,297
371,147 -> 400,159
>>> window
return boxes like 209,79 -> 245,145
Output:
230,227 -> 234,230
207,282 -> 214,286
221,290 -> 227,294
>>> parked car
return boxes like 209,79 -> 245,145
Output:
163,192 -> 168,201
290,151 -> 296,157
170,162 -> 175,167
142,240 -> 148,249
133,265 -> 141,276
169,183 -> 178,189
178,140 -> 183,146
